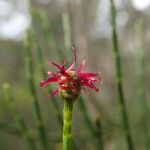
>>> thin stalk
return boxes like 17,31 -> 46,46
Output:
32,9 -> 63,61
61,8 -> 102,149
0,122 -> 20,135
110,0 -> 134,149
30,10 -> 64,127
62,10 -> 72,64
63,100 -> 73,150
27,18 -> 63,126
78,96 -> 102,150
62,11 -> 72,51
24,31 -> 48,150
61,9 -> 79,150
95,117 -> 103,150
134,20 -> 150,149
0,122 -> 100,143
33,10 -> 78,149
89,93 -> 114,127
3,83 -> 36,150
36,46 -> 63,126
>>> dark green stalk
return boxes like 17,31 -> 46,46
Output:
3,83 -> 36,150
134,20 -> 150,149
95,117 -> 103,150
61,9 -> 102,148
27,11 -> 63,126
78,97 -> 102,150
36,46 -> 63,126
0,122 -> 20,135
63,101 -> 73,150
89,93 -> 114,127
32,9 -> 63,127
31,10 -> 63,126
33,10 -> 78,149
32,9 -> 63,61
24,31 -> 48,150
110,0 -> 134,149
61,9 -> 79,150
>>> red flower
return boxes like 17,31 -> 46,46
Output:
39,47 -> 101,100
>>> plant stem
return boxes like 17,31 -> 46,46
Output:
3,83 -> 36,150
63,100 -> 73,150
32,10 -> 78,149
95,117 -> 103,150
62,10 -> 72,65
110,0 -> 134,149
61,9 -> 78,150
36,46 -> 63,126
78,96 -> 102,150
134,19 -> 150,149
0,122 -> 20,135
62,11 -> 72,51
24,31 -> 48,150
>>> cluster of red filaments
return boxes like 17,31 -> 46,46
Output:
39,47 -> 101,100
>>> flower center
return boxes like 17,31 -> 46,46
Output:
58,71 -> 81,101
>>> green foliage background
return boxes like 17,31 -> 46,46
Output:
0,0 -> 150,150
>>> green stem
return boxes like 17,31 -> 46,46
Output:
36,46 -> 63,126
63,101 -> 73,150
110,0 -> 134,149
62,10 -> 72,65
134,20 -> 150,149
3,83 -> 36,150
95,117 -> 103,150
62,11 -> 72,51
61,9 -> 78,150
0,122 -> 20,135
78,97 -> 102,150
24,30 -> 48,150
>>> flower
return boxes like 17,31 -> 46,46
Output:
39,47 -> 101,101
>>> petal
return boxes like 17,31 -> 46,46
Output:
39,77 -> 58,87
88,78 -> 99,82
66,47 -> 77,72
77,58 -> 86,73
47,71 -> 59,77
48,61 -> 64,71
66,62 -> 75,72
81,80 -> 99,91
61,59 -> 66,70
48,88 -> 58,98
79,72 -> 99,79
59,86 -> 74,91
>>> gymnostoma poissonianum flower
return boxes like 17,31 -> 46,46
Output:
39,47 -> 101,101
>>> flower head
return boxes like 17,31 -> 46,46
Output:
39,47 -> 101,101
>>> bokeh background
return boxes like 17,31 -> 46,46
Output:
0,0 -> 150,150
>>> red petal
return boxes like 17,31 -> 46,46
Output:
66,62 -> 75,72
48,88 -> 58,98
61,59 -> 66,70
48,61 -> 65,71
78,72 -> 98,78
59,86 -> 74,91
81,80 -> 99,91
39,77 -> 58,87
47,72 -> 59,77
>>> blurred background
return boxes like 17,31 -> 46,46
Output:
0,0 -> 150,150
